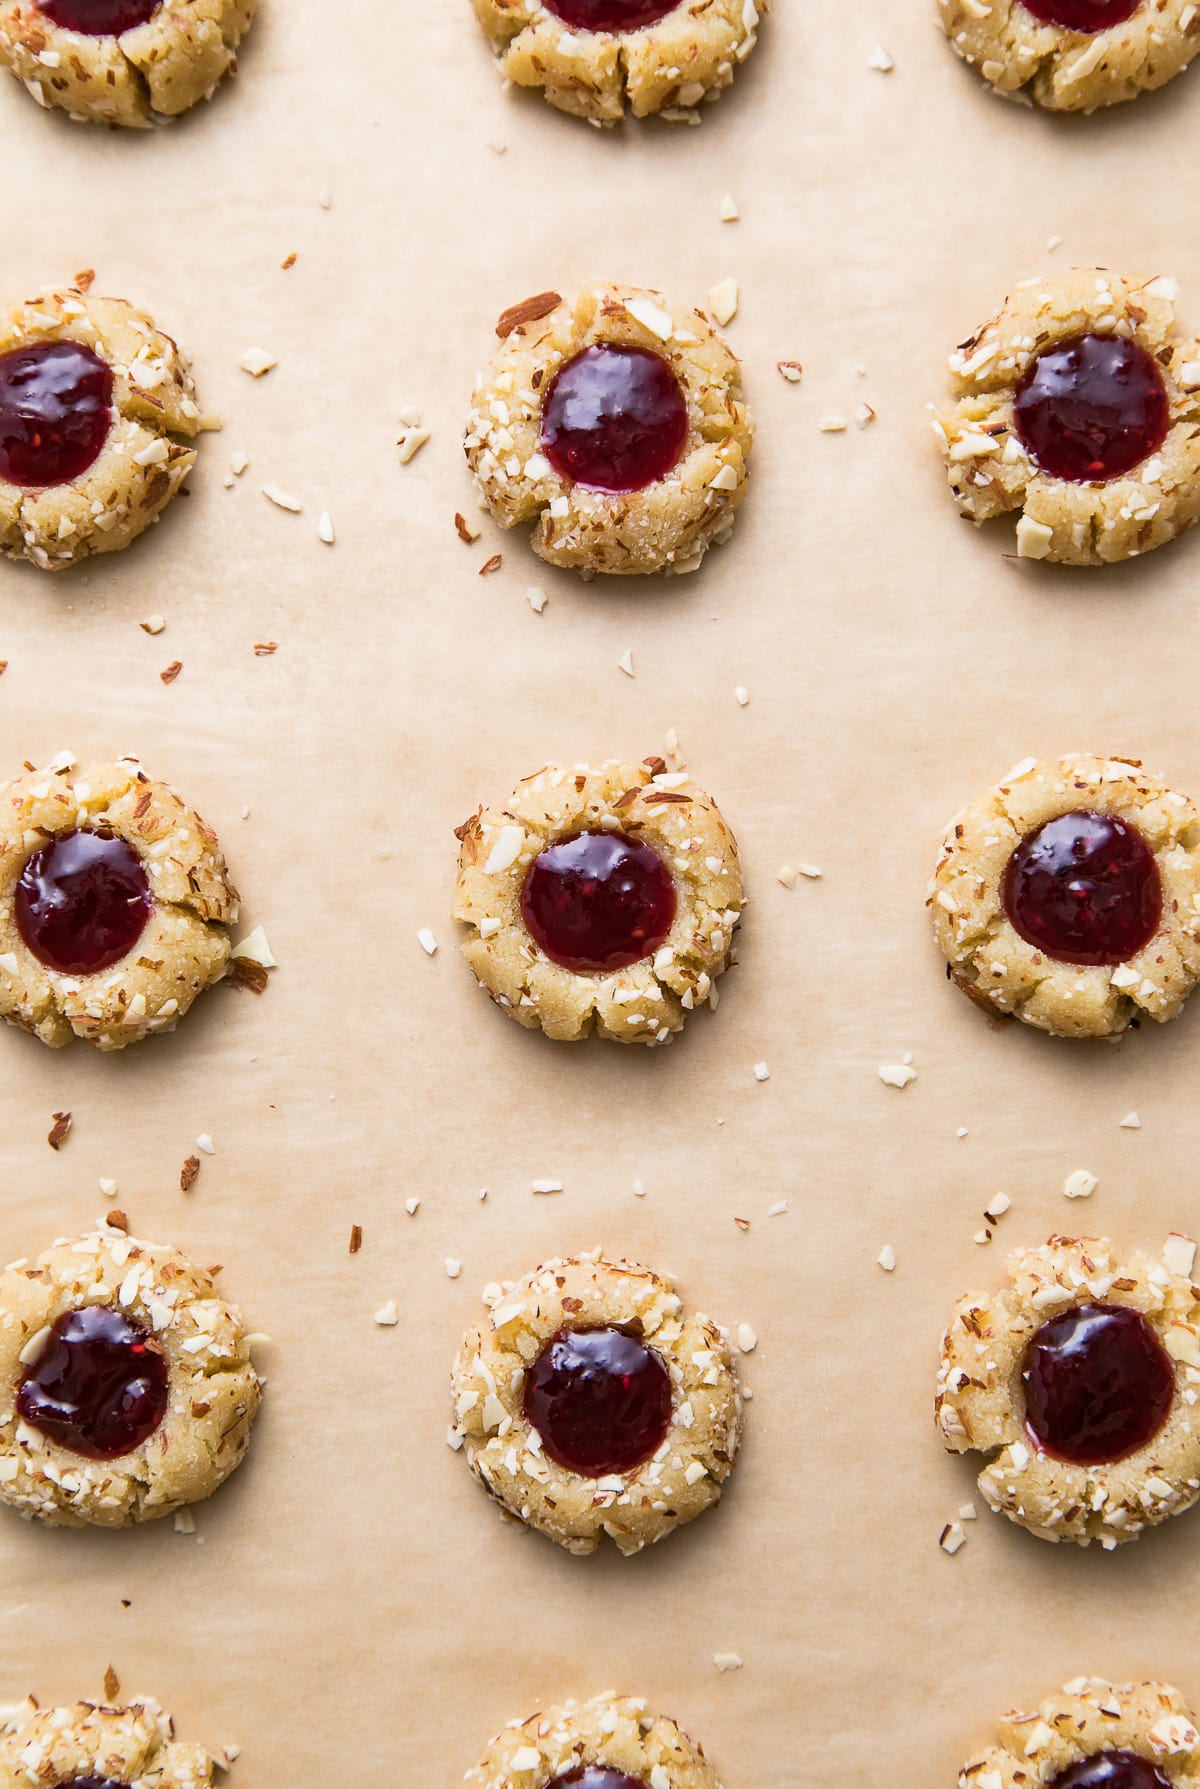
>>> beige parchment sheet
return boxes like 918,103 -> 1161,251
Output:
2,3 -> 1200,1786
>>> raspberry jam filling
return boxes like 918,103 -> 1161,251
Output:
1002,810 -> 1161,967
540,343 -> 688,494
0,339 -> 113,488
1050,1756 -> 1173,1789
1019,0 -> 1141,30
1023,1302 -> 1175,1466
16,1306 -> 169,1460
523,1325 -> 673,1477
15,828 -> 153,976
542,0 -> 676,32
520,829 -> 677,973
64,1780 -> 129,1789
36,0 -> 160,35
547,1773 -> 649,1789
1012,333 -> 1168,484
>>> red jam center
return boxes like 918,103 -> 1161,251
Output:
16,1306 -> 169,1461
542,0 -> 675,32
540,344 -> 688,494
523,1326 -> 673,1477
1012,333 -> 1168,484
36,0 -> 160,34
547,1774 -> 649,1789
1050,1756 -> 1173,1789
1002,810 -> 1161,967
1019,0 -> 1141,30
65,1780 -> 129,1789
15,829 -> 152,976
0,339 -> 113,489
520,829 -> 677,973
1023,1303 -> 1175,1467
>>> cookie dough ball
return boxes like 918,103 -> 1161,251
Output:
0,0 -> 256,127
468,1697 -> 724,1789
472,0 -> 762,122
454,757 -> 744,1045
937,0 -> 1200,111
0,753 -> 239,1050
466,283 -> 753,577
450,1252 -> 743,1555
933,267 -> 1200,566
929,753 -> 1200,1039
0,1695 -> 223,1786
961,1679 -> 1200,1789
0,1225 -> 262,1527
0,283 -> 203,572
938,1233 -> 1200,1548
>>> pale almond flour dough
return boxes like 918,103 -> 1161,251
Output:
454,757 -> 744,1044
933,268 -> 1200,566
937,0 -> 1200,112
0,755 -> 238,1050
0,1696 -> 219,1787
929,753 -> 1200,1038
0,284 -> 202,572
0,0 -> 255,126
466,283 -> 753,578
961,1680 -> 1200,1789
471,0 -> 761,122
937,1235 -> 1200,1548
0,1227 -> 262,1527
449,1252 -> 743,1555
467,1695 -> 724,1789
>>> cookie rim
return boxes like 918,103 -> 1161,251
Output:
936,0 -> 1200,111
0,1695 -> 217,1788
961,1677 -> 1200,1789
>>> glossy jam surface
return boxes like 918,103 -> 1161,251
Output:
36,0 -> 160,34
1002,810 -> 1161,967
1019,0 -> 1141,30
16,1306 -> 169,1460
542,0 -> 675,32
541,344 -> 688,494
15,829 -> 152,976
64,1780 -> 130,1789
523,1326 -> 673,1477
1050,1756 -> 1172,1789
520,829 -> 677,973
1013,333 -> 1168,484
546,1773 -> 649,1789
1023,1302 -> 1175,1466
0,339 -> 113,489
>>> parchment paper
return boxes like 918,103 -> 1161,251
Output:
3,4 -> 1200,1785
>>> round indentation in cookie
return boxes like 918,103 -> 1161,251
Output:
1018,0 -> 1140,29
1002,810 -> 1161,967
0,339 -> 113,489
1012,334 -> 1168,484
1050,1755 -> 1173,1789
547,1773 -> 649,1789
541,344 -> 689,494
15,828 -> 153,976
523,1325 -> 674,1476
16,1306 -> 169,1460
542,0 -> 676,29
521,829 -> 677,972
36,0 -> 160,33
1022,1302 -> 1175,1466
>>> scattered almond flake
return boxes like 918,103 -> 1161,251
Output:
253,641 -> 278,657
1016,514 -> 1053,559
398,404 -> 422,428
281,251 -> 297,270
736,1323 -> 757,1353
777,360 -> 804,383
819,414 -> 848,433
734,685 -> 750,706
486,137 -> 507,154
173,1509 -> 197,1535
959,1502 -> 978,1521
1064,1168 -> 1098,1200
957,1126 -> 969,1139
878,1245 -> 896,1273
132,437 -> 169,468
734,1216 -> 750,1232
708,279 -> 738,326
262,484 -> 302,513
752,1062 -> 770,1083
478,553 -> 503,578
318,191 -> 332,208
239,348 -> 277,378
230,452 -> 249,476
714,1653 -> 744,1672
397,428 -> 430,464
103,1666 -> 120,1702
974,1230 -> 992,1246
140,614 -> 165,635
1047,233 -> 1063,251
940,1522 -> 967,1556
99,1177 -> 118,1198
1164,1232 -> 1197,1276
510,1751 -> 542,1776
777,864 -> 798,888
496,292 -> 563,339
718,193 -> 739,221
455,512 -> 481,544
374,1300 -> 398,1326
617,648 -> 635,678
984,1192 -> 1011,1219
855,402 -> 876,428
1120,1110 -> 1142,1129
195,1134 -> 215,1156
767,1200 -> 788,1217
624,295 -> 674,340
318,512 -> 335,545
417,928 -> 438,957
527,585 -> 548,614
868,43 -> 895,70
879,1064 -> 916,1089
47,1111 -> 71,1151
531,1178 -> 563,1194
797,863 -> 822,880
632,1178 -> 647,1198
445,1258 -> 462,1279
159,660 -> 183,685
232,926 -> 277,969
349,1224 -> 363,1255
180,1155 -> 201,1193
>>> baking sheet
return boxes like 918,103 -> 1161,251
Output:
4,2 -> 1200,1785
